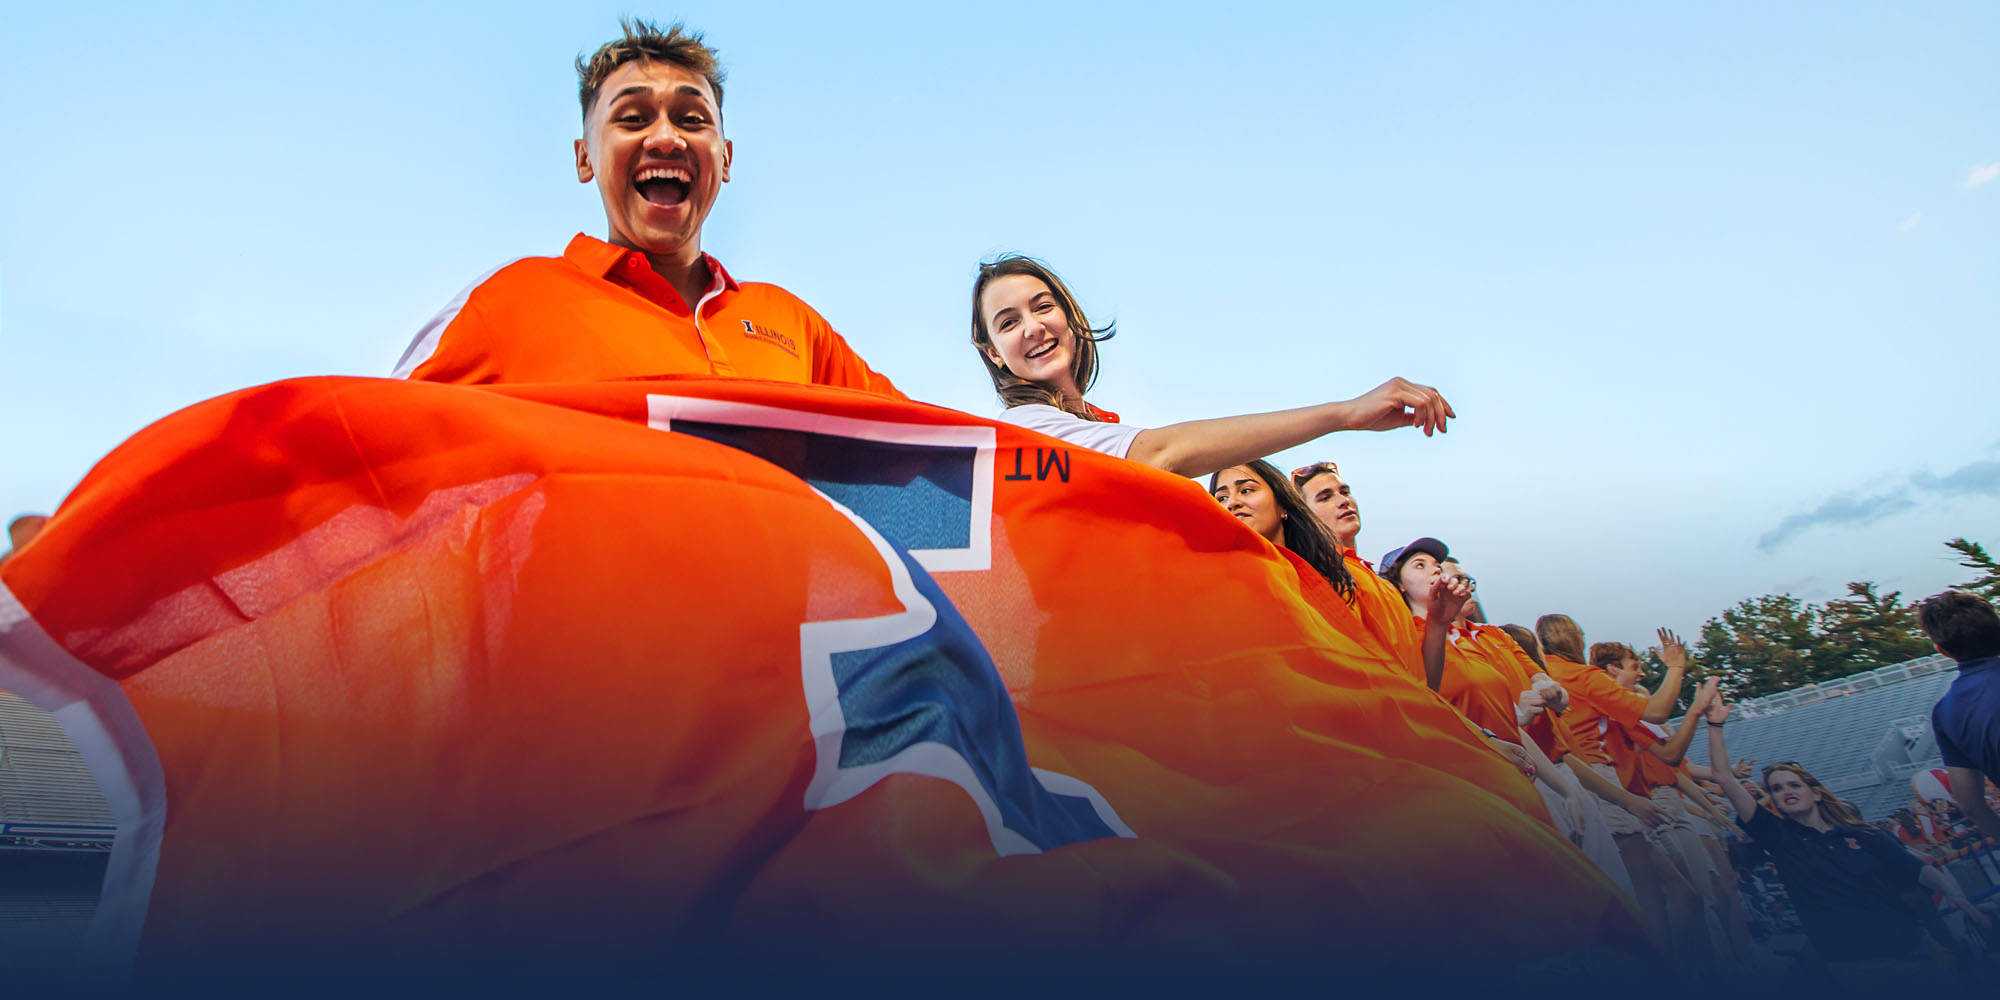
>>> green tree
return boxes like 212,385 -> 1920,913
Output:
1694,594 -> 1830,700
1946,537 -> 2000,604
1818,581 -> 1930,672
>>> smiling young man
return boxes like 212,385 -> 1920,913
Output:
393,20 -> 902,395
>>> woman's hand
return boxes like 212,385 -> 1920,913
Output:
1428,573 -> 1474,623
1485,736 -> 1535,780
1339,377 -> 1455,436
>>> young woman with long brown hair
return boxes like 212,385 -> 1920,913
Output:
1705,694 -> 1991,974
969,255 -> 1454,479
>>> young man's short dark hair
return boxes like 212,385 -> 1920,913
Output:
1918,591 -> 2000,661
576,18 -> 725,122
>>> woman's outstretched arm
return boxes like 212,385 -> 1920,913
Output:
1705,695 -> 1757,821
1124,377 -> 1453,477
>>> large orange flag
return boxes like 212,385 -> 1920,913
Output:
0,376 -> 1645,983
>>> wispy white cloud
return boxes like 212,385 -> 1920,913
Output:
1756,451 -> 2000,552
1967,162 -> 2000,189
1899,211 -> 1923,231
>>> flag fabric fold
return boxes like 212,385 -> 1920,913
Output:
0,375 -> 1646,979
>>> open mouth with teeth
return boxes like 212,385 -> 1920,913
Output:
636,170 -> 692,207
1024,342 -> 1058,361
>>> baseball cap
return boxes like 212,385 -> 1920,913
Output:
1380,536 -> 1448,571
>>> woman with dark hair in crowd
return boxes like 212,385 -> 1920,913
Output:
1705,694 -> 1991,976
1208,460 -> 1351,601
1203,464 -> 1532,783
969,255 -> 1454,478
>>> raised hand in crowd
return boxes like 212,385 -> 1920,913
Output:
1732,757 -> 1755,780
1690,677 -> 1721,717
1429,571 -> 1474,622
1655,627 -> 1689,670
1417,572 -> 1475,692
1338,377 -> 1456,436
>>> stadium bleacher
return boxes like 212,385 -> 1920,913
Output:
1683,654 -> 1960,821
0,691 -> 114,967
0,691 -> 116,853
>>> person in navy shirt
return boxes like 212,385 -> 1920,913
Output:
1702,692 -> 1989,972
1920,590 -> 2000,846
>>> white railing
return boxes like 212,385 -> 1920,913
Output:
1730,654 -> 1955,720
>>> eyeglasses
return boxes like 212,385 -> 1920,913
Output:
1291,461 -> 1338,485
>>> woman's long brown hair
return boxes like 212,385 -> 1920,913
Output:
970,255 -> 1115,419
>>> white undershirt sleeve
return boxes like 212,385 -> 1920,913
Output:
995,404 -> 1145,460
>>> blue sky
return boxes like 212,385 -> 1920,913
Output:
3,2 -> 1995,651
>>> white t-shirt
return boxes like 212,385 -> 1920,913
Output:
995,404 -> 1145,460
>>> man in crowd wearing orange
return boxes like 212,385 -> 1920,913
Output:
1606,646 -> 1753,970
394,20 -> 901,396
1539,614 -> 1717,969
1290,462 -> 1431,681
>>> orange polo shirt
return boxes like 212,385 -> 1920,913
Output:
1462,624 -> 1574,763
396,234 -> 904,397
1473,627 -> 1575,763
1607,718 -> 1668,795
1545,655 -> 1652,768
1415,618 -> 1523,739
1343,551 -> 1424,682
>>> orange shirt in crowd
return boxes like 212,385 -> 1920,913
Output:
1280,548 -> 1366,638
395,234 -> 904,397
1545,655 -> 1651,768
1411,617 -> 1520,739
1462,624 -> 1572,763
1343,551 -> 1423,682
1625,725 -> 1679,793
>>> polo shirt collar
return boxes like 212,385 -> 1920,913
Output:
1956,655 -> 1998,674
562,233 -> 740,292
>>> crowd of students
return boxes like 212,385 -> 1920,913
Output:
7,17 -> 2000,984
977,238 -> 2000,977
